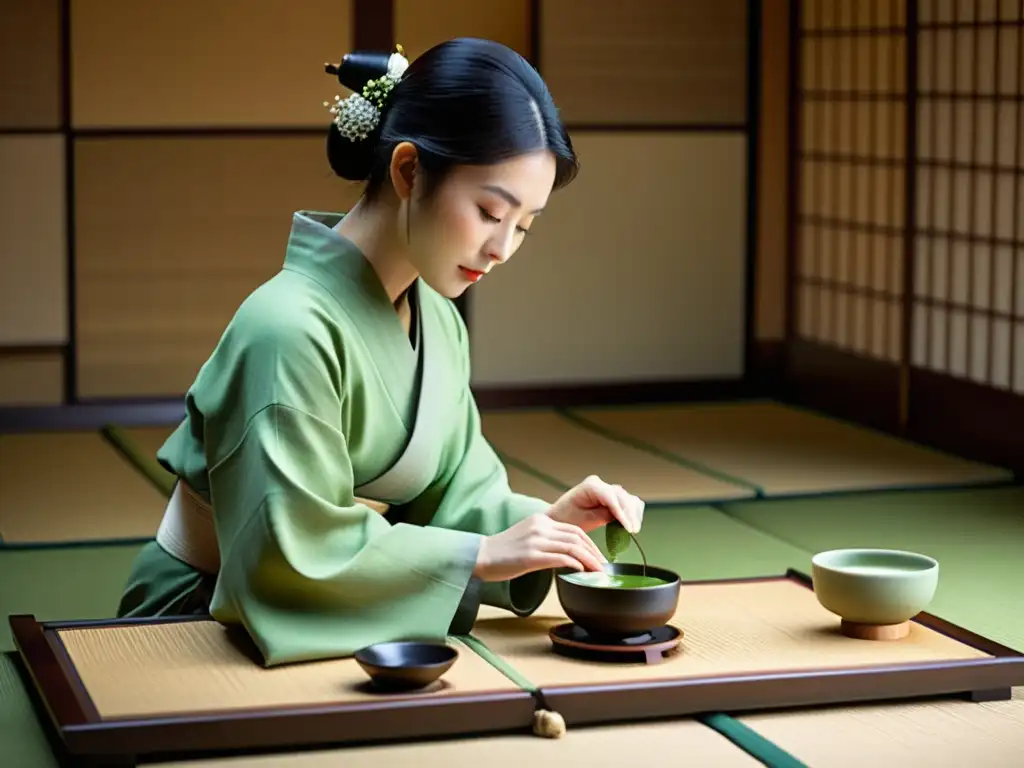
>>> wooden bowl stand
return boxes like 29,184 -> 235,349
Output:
840,619 -> 911,641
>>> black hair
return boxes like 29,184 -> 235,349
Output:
325,38 -> 578,202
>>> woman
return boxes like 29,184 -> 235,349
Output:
117,38 -> 645,666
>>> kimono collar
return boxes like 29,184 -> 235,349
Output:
282,211 -> 381,297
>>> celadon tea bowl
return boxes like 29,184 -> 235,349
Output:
811,548 -> 939,626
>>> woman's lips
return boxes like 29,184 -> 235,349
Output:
459,266 -> 486,282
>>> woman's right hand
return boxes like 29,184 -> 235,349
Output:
472,514 -> 607,582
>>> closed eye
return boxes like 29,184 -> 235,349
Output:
479,206 -> 531,236
478,206 -> 500,223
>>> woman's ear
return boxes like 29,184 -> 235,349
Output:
389,141 -> 419,201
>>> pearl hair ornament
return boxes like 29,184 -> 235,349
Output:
323,44 -> 409,142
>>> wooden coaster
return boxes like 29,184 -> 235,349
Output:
841,619 -> 911,641
549,623 -> 684,664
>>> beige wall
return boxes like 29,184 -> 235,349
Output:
469,132 -> 748,385
0,0 -> 756,404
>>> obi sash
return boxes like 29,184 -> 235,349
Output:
156,285 -> 448,576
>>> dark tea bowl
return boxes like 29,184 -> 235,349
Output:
555,562 -> 681,639
353,641 -> 457,691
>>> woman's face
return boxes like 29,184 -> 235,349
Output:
406,150 -> 557,298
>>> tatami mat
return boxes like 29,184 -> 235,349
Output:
586,504 -> 811,580
0,544 -> 143,652
103,424 -> 177,496
570,401 -> 1013,497
159,717 -> 763,767
1,653 -> 58,768
0,543 -> 143,767
481,409 -> 756,504
504,463 -> 562,502
720,485 -> 1024,652
0,431 -> 166,546
737,689 -> 1024,767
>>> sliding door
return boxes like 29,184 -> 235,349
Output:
908,0 -> 1024,468
786,0 -> 1024,470
787,0 -> 909,430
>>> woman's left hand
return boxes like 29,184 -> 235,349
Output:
546,475 -> 645,534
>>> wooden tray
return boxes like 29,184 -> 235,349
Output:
8,614 -> 536,763
473,570 -> 1024,727
11,570 -> 1024,763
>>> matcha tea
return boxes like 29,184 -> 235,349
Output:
561,571 -> 668,589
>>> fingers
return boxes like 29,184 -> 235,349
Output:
527,515 -> 605,572
580,476 -> 644,533
545,525 -> 606,571
548,518 -> 606,561
613,484 -> 645,532
535,553 -> 588,572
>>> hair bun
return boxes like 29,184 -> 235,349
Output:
323,50 -> 391,182
326,51 -> 391,94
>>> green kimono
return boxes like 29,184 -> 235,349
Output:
117,211 -> 553,666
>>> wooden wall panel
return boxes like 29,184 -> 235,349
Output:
70,0 -> 353,128
0,353 -> 63,406
468,132 -> 747,386
756,0 -> 790,341
0,135 -> 68,345
395,0 -> 530,61
538,0 -> 748,125
0,0 -> 62,129
73,136 -> 362,398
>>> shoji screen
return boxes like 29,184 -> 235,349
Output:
908,0 -> 1024,466
787,0 -> 1024,468
789,0 -> 909,427
468,0 -> 751,387
912,2 -> 1022,386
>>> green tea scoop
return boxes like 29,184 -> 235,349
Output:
605,520 -> 647,575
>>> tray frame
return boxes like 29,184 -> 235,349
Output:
11,569 -> 1024,763
534,570 -> 1024,726
8,613 -> 537,764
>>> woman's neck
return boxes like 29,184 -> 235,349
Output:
333,195 -> 419,306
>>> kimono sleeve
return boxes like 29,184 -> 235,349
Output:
202,324 -> 484,667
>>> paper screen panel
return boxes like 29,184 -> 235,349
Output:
467,132 -> 746,386
395,0 -> 530,61
794,2 -> 908,363
920,0 -> 1022,23
0,135 -> 67,345
472,578 -> 987,690
57,625 -> 516,718
911,3 -> 1024,391
73,136 -> 362,398
538,0 -> 747,125
813,0 -> 908,29
0,353 -> 63,406
0,0 -> 62,129
70,0 -> 352,128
